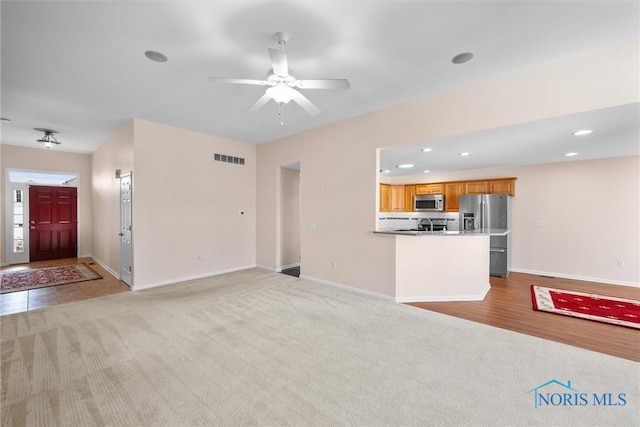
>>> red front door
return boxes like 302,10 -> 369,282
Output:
29,185 -> 78,261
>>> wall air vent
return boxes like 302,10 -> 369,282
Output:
214,153 -> 245,165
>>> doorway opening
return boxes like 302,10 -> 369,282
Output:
279,162 -> 301,278
4,169 -> 79,265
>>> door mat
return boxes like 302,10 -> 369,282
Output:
1,264 -> 102,294
531,285 -> 640,329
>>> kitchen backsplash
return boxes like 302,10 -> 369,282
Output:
379,212 -> 460,231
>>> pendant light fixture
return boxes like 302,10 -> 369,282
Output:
35,128 -> 61,149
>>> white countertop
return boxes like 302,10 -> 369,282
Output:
374,229 -> 510,237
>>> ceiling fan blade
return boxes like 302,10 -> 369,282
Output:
208,77 -> 268,86
247,92 -> 272,112
268,48 -> 289,77
295,79 -> 351,90
289,90 -> 321,116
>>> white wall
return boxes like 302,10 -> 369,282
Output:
91,120 -> 134,277
510,157 -> 639,285
256,37 -> 639,296
132,119 -> 256,289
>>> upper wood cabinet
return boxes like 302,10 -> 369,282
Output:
444,182 -> 464,212
404,185 -> 416,212
463,179 -> 516,196
415,183 -> 444,194
379,184 -> 405,212
489,179 -> 515,196
381,178 -> 515,212
464,180 -> 489,195
390,185 -> 405,212
379,184 -> 390,212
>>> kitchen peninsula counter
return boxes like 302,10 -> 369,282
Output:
374,229 -> 510,236
374,231 -> 491,302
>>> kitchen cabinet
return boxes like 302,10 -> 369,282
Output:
380,184 -> 390,212
490,179 -> 515,196
390,185 -> 405,212
444,182 -> 464,212
464,180 -> 489,195
464,178 -> 515,196
404,185 -> 416,212
382,178 -> 515,213
415,183 -> 444,195
380,184 -> 405,212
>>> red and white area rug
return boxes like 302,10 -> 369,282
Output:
0,264 -> 102,294
531,285 -> 640,329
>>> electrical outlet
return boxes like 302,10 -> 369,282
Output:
617,259 -> 625,267
534,220 -> 543,227
331,260 -> 337,268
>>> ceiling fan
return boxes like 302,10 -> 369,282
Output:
209,32 -> 350,122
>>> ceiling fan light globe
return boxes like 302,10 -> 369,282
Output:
266,86 -> 295,104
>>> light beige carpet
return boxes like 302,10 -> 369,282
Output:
1,268 -> 638,426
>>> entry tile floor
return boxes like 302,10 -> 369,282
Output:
0,258 -> 130,316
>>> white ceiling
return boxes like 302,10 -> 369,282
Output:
381,102 -> 640,176
1,1 -> 639,175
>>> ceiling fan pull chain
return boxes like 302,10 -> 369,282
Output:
278,103 -> 284,126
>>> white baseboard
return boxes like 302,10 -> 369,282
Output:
510,267 -> 639,288
256,264 -> 277,272
299,274 -> 396,302
89,256 -> 121,280
132,264 -> 257,291
395,284 -> 492,303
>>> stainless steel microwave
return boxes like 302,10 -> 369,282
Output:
414,194 -> 445,212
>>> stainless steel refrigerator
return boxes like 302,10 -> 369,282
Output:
459,193 -> 511,277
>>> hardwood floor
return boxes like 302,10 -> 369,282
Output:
2,259 -> 638,362
0,257 -> 129,316
408,272 -> 640,362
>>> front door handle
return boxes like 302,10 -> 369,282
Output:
30,226 -> 36,230
118,233 -> 124,236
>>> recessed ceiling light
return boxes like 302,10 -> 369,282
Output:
423,170 -> 430,173
145,50 -> 168,63
565,152 -> 579,157
421,148 -> 432,152
572,129 -> 593,136
452,52 -> 474,64
397,164 -> 415,169
380,169 -> 391,174
458,152 -> 470,157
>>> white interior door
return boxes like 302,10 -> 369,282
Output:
120,172 -> 133,286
